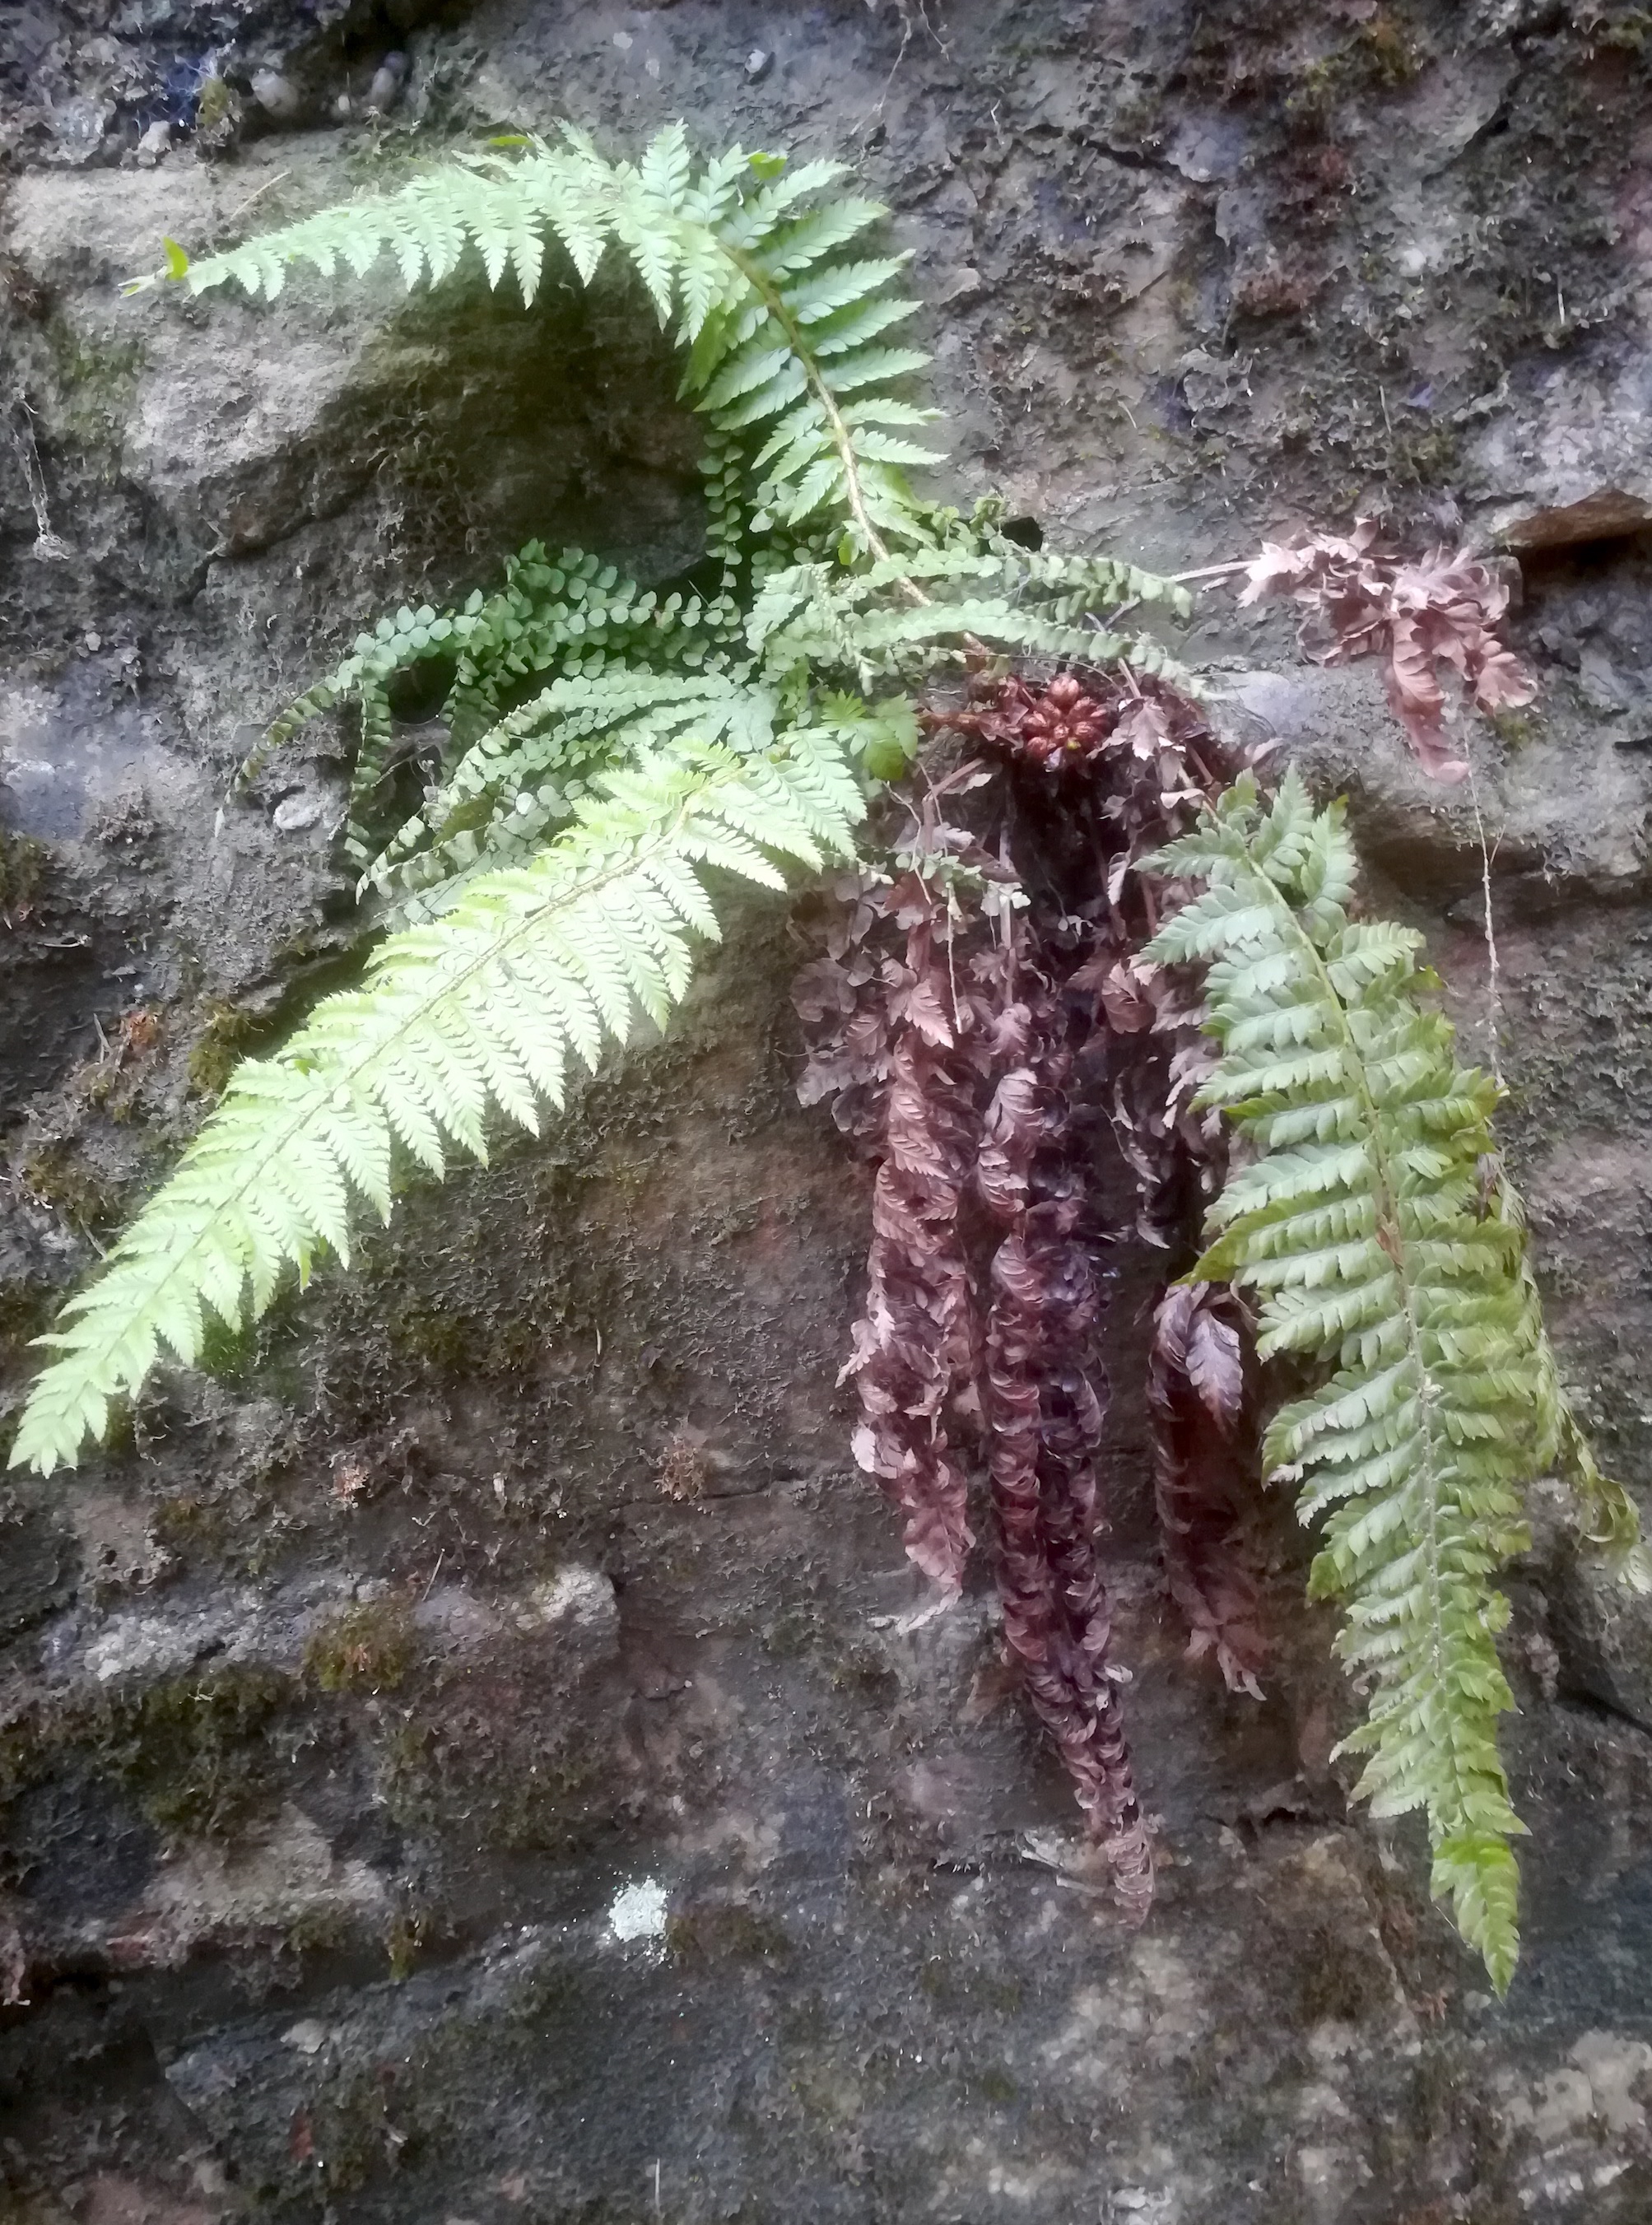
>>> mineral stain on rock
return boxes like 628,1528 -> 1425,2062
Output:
4,2 -> 1652,2220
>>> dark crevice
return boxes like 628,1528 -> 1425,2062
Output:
1555,1681 -> 1652,1746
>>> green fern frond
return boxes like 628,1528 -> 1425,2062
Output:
230,538 -> 740,881
175,128 -> 1189,866
1145,770 -> 1644,1994
366,672 -> 782,922
129,124 -> 942,567
10,726 -> 863,1480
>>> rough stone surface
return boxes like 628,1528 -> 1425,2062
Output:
5,3 -> 1652,2221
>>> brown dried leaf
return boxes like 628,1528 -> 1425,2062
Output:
1099,960 -> 1155,1033
1148,1283 -> 1268,1699
1240,519 -> 1535,783
1184,1301 -> 1245,1429
792,954 -> 857,1024
886,968 -> 956,1046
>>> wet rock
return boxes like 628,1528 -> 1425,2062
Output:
4,2 -> 1652,2219
1467,357 -> 1652,552
270,789 -> 326,833
1501,488 -> 1652,555
46,96 -> 114,165
249,68 -> 303,124
106,1805 -> 389,1970
364,53 -> 407,116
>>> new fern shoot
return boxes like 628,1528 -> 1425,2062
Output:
7,123 -> 1640,1992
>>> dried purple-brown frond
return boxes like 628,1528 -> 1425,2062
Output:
796,668 -> 1262,1915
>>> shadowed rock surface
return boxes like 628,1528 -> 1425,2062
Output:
5,4 -> 1652,2219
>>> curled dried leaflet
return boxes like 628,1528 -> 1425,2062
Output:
1238,518 -> 1538,782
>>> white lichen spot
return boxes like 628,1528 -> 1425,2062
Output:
524,1566 -> 618,1640
1105,2191 -> 1180,2224
1511,2029 -> 1652,2148
607,1878 -> 668,1943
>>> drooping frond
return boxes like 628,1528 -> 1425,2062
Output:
126,123 -> 945,560
1143,770 -> 1645,1993
10,726 -> 863,1478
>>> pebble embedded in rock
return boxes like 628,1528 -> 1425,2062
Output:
272,791 -> 325,832
365,53 -> 407,115
251,68 -> 302,123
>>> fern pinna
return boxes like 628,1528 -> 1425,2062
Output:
7,123 -> 1640,1992
13,735 -> 863,1469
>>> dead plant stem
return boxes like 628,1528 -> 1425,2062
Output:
1464,742 -> 1504,1093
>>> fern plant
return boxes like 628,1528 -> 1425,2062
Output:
11,123 -> 1184,1477
5,123 -> 1639,1993
1144,771 -> 1645,1991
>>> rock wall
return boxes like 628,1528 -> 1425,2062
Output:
6,3 -> 1652,2219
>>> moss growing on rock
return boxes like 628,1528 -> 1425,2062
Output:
147,1490 -> 232,1562
42,317 -> 145,453
20,1143 -> 120,1233
305,1596 -> 416,1694
0,1282 -> 57,1366
1292,1920 -> 1396,2027
0,827 -> 46,924
384,1906 -> 434,1981
665,1904 -> 791,1967
375,1707 -> 624,1855
383,1297 -> 475,1376
77,1662 -> 295,1840
186,1001 -> 268,1101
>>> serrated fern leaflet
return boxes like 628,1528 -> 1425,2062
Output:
124,122 -> 935,562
